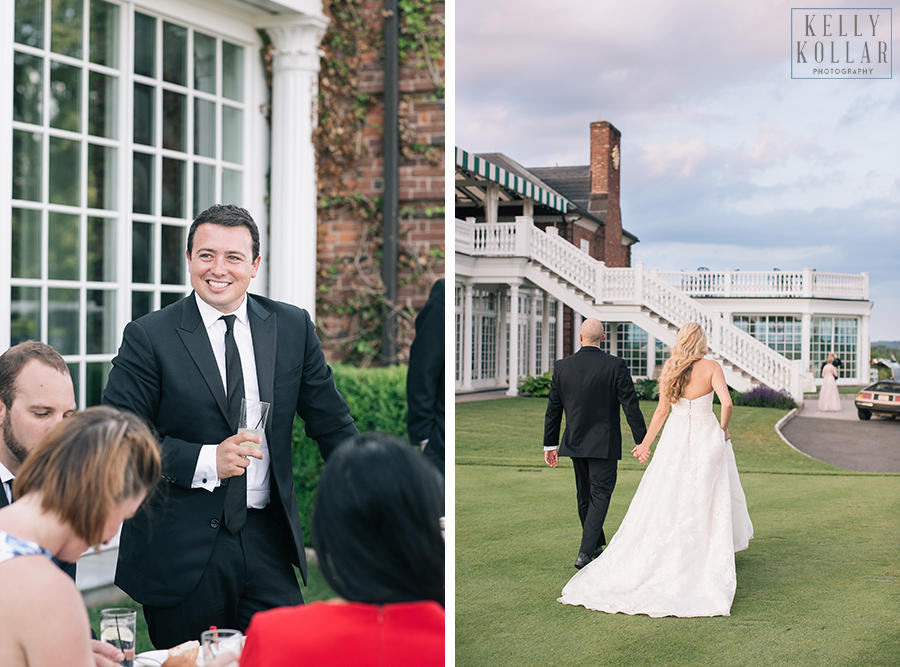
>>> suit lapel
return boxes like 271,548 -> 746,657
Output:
248,295 -> 276,410
176,294 -> 231,424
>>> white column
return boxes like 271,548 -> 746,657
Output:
801,312 -> 812,377
646,332 -> 657,379
573,312 -> 583,353
506,284 -> 520,396
529,292 -> 538,376
555,299 -> 564,363
859,314 -> 871,384
261,15 -> 329,316
485,183 -> 500,224
497,288 -> 508,388
462,284 -> 474,390
541,292 -> 551,373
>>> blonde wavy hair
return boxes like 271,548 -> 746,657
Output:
659,323 -> 709,404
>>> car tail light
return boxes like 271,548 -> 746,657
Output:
858,392 -> 873,400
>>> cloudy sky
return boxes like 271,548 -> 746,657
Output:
454,0 -> 899,341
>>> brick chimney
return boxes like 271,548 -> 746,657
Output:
589,121 -> 626,267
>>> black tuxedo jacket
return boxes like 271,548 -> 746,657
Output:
103,293 -> 357,607
406,279 -> 444,475
543,346 -> 647,459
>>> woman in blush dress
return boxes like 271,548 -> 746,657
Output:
817,354 -> 842,412
558,323 -> 753,618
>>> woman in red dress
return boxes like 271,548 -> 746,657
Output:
241,433 -> 445,666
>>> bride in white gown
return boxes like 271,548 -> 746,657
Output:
559,323 -> 753,618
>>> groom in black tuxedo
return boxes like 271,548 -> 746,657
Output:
543,318 -> 647,569
104,204 -> 358,648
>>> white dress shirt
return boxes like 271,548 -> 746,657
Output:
192,293 -> 271,508
0,461 -> 14,505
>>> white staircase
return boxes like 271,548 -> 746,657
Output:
464,217 -> 806,399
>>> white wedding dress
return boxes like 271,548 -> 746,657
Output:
559,391 -> 753,617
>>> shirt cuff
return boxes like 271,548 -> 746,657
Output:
192,444 -> 221,491
543,446 -> 558,451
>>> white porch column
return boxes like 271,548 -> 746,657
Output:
497,287 -> 508,388
485,183 -> 500,224
555,299 -> 564,363
541,292 -> 550,373
529,291 -> 538,376
801,312 -> 812,377
462,284 -> 474,390
646,332 -> 657,379
859,313 -> 871,384
573,312 -> 583,353
506,284 -> 520,396
261,14 -> 329,316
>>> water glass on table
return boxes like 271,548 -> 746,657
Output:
239,398 -> 270,448
100,607 -> 137,666
201,628 -> 243,666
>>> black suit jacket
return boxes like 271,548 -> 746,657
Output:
103,293 -> 357,607
543,346 -> 647,459
407,279 -> 444,475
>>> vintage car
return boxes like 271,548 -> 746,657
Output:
855,357 -> 900,420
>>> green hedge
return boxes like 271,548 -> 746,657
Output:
291,364 -> 409,535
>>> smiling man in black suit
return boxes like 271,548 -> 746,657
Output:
104,204 -> 358,649
543,318 -> 647,570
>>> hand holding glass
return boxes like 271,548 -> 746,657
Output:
100,608 -> 137,666
239,398 -> 270,449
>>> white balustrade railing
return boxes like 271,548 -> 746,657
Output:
455,217 -> 868,396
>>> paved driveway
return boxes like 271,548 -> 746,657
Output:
780,398 -> 900,473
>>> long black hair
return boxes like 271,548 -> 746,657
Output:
312,433 -> 445,606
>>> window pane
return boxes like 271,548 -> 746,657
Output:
88,72 -> 118,138
222,168 -> 242,203
161,291 -> 182,308
133,83 -> 155,145
194,98 -> 215,157
50,0 -> 83,58
87,217 -> 116,282
222,106 -> 242,163
48,288 -> 80,355
12,130 -> 42,202
11,286 -> 42,345
193,163 -> 215,218
48,212 -> 80,280
12,208 -> 42,279
88,144 -> 117,210
15,0 -> 44,48
222,41 -> 243,101
132,291 -> 153,320
87,289 -> 116,354
132,152 -> 154,214
162,158 -> 185,218
68,362 -> 81,407
14,52 -> 42,125
134,13 -> 156,77
132,221 -> 153,283
194,31 -> 216,93
89,0 -> 119,67
161,224 -> 185,285
163,22 -> 187,86
49,60 -> 81,132
162,90 -> 186,151
49,136 -> 81,206
86,361 -> 112,407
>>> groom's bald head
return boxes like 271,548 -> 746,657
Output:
580,319 -> 605,346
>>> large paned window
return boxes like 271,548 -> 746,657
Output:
10,0 -> 248,406
811,316 -> 858,379
733,314 -> 802,360
617,323 -> 648,377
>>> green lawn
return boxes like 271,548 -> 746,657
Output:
456,398 -> 900,667
86,563 -> 335,654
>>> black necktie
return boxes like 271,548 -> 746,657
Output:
222,314 -> 247,534
0,481 -> 10,508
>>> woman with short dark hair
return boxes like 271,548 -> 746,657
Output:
241,433 -> 445,666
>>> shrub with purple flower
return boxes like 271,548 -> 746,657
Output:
734,386 -> 797,410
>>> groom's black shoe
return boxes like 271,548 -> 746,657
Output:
574,552 -> 594,569
591,546 -> 604,559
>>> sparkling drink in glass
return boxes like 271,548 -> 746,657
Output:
100,607 -> 137,666
238,398 -> 270,449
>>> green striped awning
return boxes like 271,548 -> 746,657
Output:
456,147 -> 571,213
